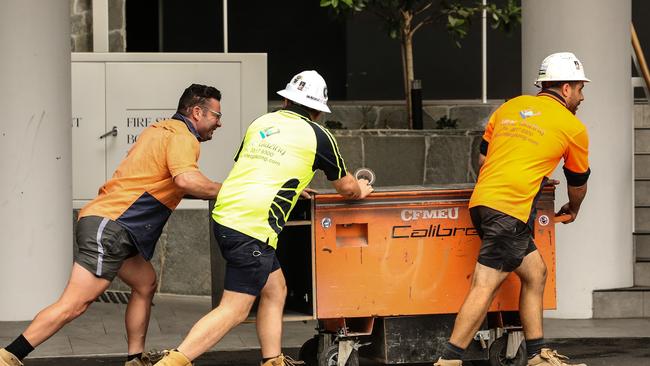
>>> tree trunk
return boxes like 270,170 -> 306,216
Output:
401,11 -> 415,129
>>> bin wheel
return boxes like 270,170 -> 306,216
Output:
299,336 -> 319,366
318,344 -> 359,366
488,335 -> 526,366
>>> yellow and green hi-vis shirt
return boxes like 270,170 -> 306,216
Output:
469,90 -> 590,223
213,106 -> 347,249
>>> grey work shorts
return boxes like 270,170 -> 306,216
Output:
75,216 -> 139,281
469,206 -> 537,272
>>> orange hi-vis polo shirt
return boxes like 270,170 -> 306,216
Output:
79,114 -> 201,260
469,90 -> 591,223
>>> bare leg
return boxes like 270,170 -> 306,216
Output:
514,251 -> 547,340
448,263 -> 510,348
256,270 -> 287,358
23,263 -> 110,346
177,290 -> 256,360
118,255 -> 157,355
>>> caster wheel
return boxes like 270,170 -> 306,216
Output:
488,336 -> 526,366
318,344 -> 359,366
299,336 -> 319,366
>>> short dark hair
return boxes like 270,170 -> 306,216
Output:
541,80 -> 582,90
284,99 -> 319,117
177,84 -> 222,116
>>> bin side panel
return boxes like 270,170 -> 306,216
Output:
314,192 -> 556,319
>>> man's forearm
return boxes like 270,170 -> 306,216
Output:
174,171 -> 221,199
567,183 -> 588,213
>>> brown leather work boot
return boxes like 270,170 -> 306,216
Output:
0,349 -> 23,366
151,350 -> 192,366
260,354 -> 305,366
527,348 -> 586,366
125,350 -> 166,366
433,358 -> 462,366
125,357 -> 152,366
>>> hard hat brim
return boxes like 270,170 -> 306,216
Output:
534,77 -> 591,88
277,89 -> 331,113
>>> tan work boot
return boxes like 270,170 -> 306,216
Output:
125,350 -> 166,366
260,354 -> 305,366
152,350 -> 192,366
433,358 -> 462,366
0,349 -> 23,366
125,357 -> 152,366
527,348 -> 586,366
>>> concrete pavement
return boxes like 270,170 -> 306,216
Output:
1,294 -> 649,363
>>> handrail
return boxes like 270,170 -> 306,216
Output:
632,23 -> 650,94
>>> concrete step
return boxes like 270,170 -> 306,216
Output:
593,287 -> 650,318
635,154 -> 650,178
635,180 -> 650,205
635,261 -> 650,286
635,232 -> 650,259
634,206 -> 650,231
635,129 -> 650,153
635,105 -> 650,128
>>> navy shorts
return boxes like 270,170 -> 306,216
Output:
213,222 -> 281,296
470,206 -> 537,272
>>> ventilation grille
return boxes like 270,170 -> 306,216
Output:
95,290 -> 132,305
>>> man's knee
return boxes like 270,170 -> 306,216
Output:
59,299 -> 93,323
224,301 -> 253,324
131,276 -> 157,299
218,292 -> 256,324
263,282 -> 287,301
261,273 -> 287,303
520,255 -> 547,287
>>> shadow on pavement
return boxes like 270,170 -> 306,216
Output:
26,339 -> 650,366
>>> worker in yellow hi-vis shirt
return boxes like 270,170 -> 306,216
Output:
153,71 -> 373,366
435,53 -> 591,366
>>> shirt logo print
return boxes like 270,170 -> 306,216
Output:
259,127 -> 280,139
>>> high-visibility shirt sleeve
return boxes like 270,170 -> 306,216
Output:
167,133 -> 200,177
309,122 -> 347,181
563,129 -> 591,186
483,111 -> 497,144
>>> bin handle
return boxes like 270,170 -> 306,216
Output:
553,214 -> 572,223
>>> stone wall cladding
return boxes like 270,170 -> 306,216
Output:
269,101 -> 501,130
70,0 -> 92,52
108,0 -> 126,52
69,0 -> 126,52
309,129 -> 483,189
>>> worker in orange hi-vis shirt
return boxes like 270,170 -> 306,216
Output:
435,53 -> 591,366
0,84 -> 223,366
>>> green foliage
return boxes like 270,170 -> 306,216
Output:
435,115 -> 459,129
320,0 -> 521,45
442,0 -> 521,47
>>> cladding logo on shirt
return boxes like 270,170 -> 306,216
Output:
259,126 -> 280,139
519,109 -> 541,119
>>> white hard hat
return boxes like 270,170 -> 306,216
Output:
277,70 -> 331,113
534,52 -> 591,87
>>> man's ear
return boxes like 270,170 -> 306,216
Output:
191,105 -> 202,120
311,111 -> 322,121
561,82 -> 572,98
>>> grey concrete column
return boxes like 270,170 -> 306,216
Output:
0,1 -> 72,320
522,1 -> 633,318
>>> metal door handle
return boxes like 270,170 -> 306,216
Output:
99,126 -> 118,139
